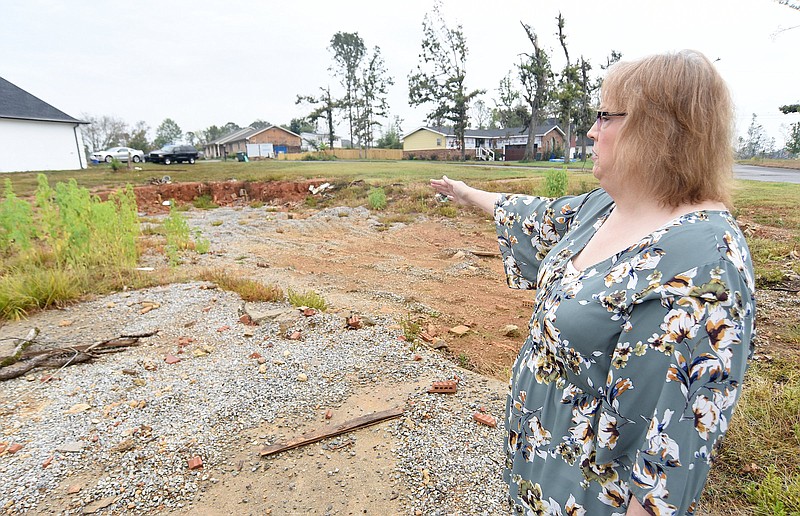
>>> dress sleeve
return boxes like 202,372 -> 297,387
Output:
494,192 -> 592,290
595,258 -> 755,515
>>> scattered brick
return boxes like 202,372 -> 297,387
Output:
239,314 -> 254,325
345,315 -> 363,329
397,335 -> 407,341
288,331 -> 302,340
420,331 -> 435,343
473,412 -> 497,428
303,308 -> 317,317
413,354 -> 422,361
216,325 -> 230,332
249,352 -> 262,359
187,456 -> 203,470
67,485 -> 82,494
7,443 -> 24,454
325,409 -> 333,419
164,354 -> 181,365
427,381 -> 458,394
42,455 -> 54,468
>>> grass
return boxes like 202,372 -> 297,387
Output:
703,358 -> 800,513
286,288 -> 327,311
197,268 -> 283,302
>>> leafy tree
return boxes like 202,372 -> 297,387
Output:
222,122 -> 241,134
353,46 -> 394,154
376,116 -> 404,149
297,86 -> 339,149
201,125 -> 225,144
408,1 -> 484,160
492,73 -> 529,129
249,119 -> 271,130
330,32 -> 366,149
153,118 -> 183,148
286,118 -> 314,135
80,114 -> 127,152
517,21 -> 553,160
737,114 -> 775,158
125,121 -> 151,152
786,122 -> 800,156
779,104 -> 800,114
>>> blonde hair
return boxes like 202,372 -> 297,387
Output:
602,50 -> 734,207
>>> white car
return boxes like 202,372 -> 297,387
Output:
91,147 -> 145,163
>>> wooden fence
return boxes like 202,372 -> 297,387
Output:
278,148 -> 403,161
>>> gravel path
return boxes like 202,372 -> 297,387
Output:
0,280 -> 510,514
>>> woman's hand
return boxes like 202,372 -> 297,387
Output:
429,176 -> 500,214
430,175 -> 469,205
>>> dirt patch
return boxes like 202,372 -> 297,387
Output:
99,180 -> 330,214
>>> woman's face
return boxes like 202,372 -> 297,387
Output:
587,105 -> 625,186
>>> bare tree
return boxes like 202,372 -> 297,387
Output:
517,22 -> 553,161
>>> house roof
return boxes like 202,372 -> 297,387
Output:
249,125 -> 301,139
207,127 -> 255,145
0,76 -> 85,124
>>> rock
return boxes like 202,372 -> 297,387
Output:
448,325 -> 470,337
56,441 -> 85,453
452,251 -> 466,260
65,403 -> 91,414
501,324 -> 520,337
243,304 -> 298,325
82,496 -> 115,514
297,373 -> 308,382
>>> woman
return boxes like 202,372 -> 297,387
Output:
431,50 -> 755,515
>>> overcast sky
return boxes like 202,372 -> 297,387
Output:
2,0 -> 798,148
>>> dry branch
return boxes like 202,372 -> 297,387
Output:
0,330 -> 158,381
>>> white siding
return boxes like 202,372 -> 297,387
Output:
0,118 -> 87,173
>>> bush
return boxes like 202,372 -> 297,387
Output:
368,188 -> 387,210
543,168 -> 568,198
110,158 -> 123,172
192,195 -> 218,210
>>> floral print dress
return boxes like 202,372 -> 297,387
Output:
494,189 -> 755,516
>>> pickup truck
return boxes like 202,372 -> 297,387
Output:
147,145 -> 199,165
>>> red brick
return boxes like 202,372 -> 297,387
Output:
413,354 -> 422,361
303,308 -> 317,317
164,354 -> 181,364
42,455 -> 54,468
249,352 -> 262,359
7,443 -> 24,454
325,409 -> 333,420
473,413 -> 497,428
427,381 -> 457,394
187,456 -> 203,470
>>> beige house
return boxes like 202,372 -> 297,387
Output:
402,119 -> 569,161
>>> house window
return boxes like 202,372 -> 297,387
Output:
436,138 -> 442,146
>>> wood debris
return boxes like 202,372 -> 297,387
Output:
259,406 -> 404,457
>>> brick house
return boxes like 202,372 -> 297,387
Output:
204,125 -> 301,159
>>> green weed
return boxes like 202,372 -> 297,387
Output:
287,288 -> 328,311
368,187 -> 387,210
192,195 -> 218,210
542,168 -> 568,198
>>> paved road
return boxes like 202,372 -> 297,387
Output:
733,164 -> 800,183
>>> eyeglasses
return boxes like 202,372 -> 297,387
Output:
596,111 -> 627,129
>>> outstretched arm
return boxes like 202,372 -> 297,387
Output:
430,175 -> 501,215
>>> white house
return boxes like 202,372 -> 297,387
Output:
0,77 -> 87,173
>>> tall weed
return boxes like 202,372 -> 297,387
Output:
542,168 -> 568,198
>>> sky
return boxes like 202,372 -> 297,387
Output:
2,0 -> 799,149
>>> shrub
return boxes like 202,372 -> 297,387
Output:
543,168 -> 568,198
368,187 -> 387,210
110,158 -> 123,172
192,195 -> 218,210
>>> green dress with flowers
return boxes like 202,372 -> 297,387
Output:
494,188 -> 755,516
